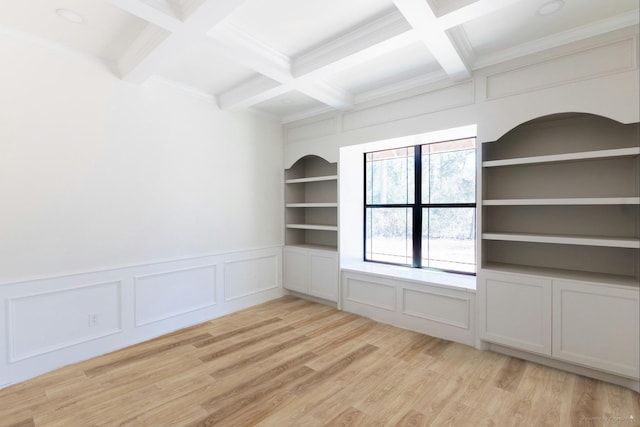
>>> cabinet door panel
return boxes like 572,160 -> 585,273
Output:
553,280 -> 640,379
283,249 -> 308,293
309,251 -> 338,302
479,272 -> 552,355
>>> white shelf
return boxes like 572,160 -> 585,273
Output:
483,197 -> 640,206
285,243 -> 337,252
285,175 -> 338,184
286,203 -> 338,208
483,232 -> 640,248
286,224 -> 338,231
482,263 -> 640,288
483,147 -> 640,167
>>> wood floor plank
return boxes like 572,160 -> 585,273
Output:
199,325 -> 294,362
84,332 -> 212,377
7,419 -> 35,427
494,356 -> 527,392
192,366 -> 316,426
1,296 -> 638,427
202,351 -> 319,411
570,376 -> 602,427
325,406 -> 369,426
192,316 -> 282,348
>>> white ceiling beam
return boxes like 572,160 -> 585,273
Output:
102,0 -> 182,32
117,25 -> 176,83
218,76 -> 289,109
112,0 -> 249,84
209,22 -> 292,83
210,24 -> 354,110
295,80 -> 354,111
293,9 -> 415,78
393,0 -> 470,81
218,11 -> 416,111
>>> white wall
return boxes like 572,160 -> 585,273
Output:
0,38 -> 283,283
0,37 -> 285,387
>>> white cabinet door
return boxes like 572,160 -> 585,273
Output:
479,272 -> 552,355
283,247 -> 308,293
284,247 -> 338,302
308,250 -> 338,301
553,280 -> 640,379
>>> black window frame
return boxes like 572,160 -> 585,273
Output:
363,138 -> 477,275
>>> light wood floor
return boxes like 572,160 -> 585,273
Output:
1,296 -> 638,427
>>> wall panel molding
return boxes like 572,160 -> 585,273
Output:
344,277 -> 396,311
342,81 -> 474,131
286,116 -> 338,143
133,265 -> 217,327
341,271 -> 476,347
401,287 -> 470,329
224,253 -> 280,301
484,37 -> 636,101
8,280 -> 123,362
0,246 -> 285,389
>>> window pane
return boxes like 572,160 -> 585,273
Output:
423,139 -> 475,204
366,147 -> 414,205
365,208 -> 412,265
422,208 -> 475,273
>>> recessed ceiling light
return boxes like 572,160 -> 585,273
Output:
55,8 -> 86,24
537,0 -> 564,16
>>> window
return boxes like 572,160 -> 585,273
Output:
364,138 -> 476,274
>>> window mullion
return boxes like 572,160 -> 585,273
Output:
412,145 -> 422,268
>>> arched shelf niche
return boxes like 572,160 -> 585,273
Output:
284,154 -> 338,250
480,111 -> 640,284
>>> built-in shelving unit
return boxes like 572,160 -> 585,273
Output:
479,113 -> 640,384
284,155 -> 339,303
481,113 -> 640,285
284,155 -> 338,250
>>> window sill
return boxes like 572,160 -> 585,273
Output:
340,259 -> 477,292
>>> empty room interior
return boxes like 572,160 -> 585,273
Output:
1,0 -> 639,425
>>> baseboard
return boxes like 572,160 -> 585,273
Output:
0,246 -> 285,389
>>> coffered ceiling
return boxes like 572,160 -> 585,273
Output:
1,0 -> 638,122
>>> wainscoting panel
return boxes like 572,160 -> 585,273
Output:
224,253 -> 280,301
134,265 -> 217,327
0,246 -> 285,389
8,281 -> 122,362
341,271 -> 476,347
344,277 -> 396,311
402,287 -> 470,329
